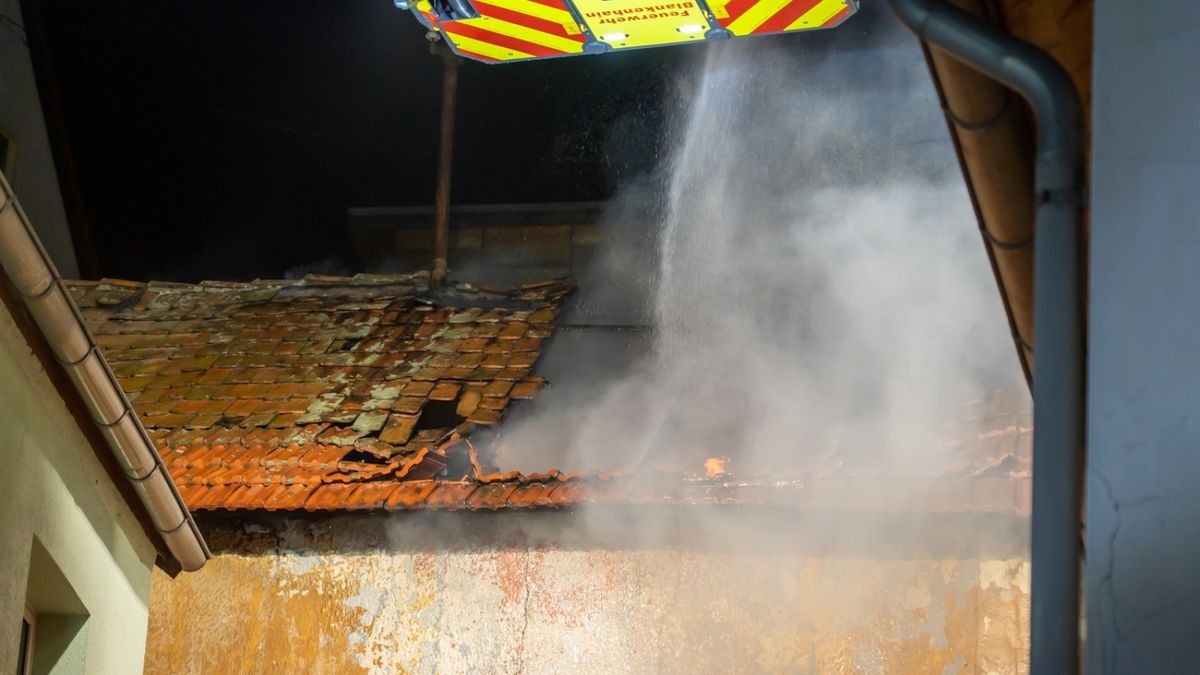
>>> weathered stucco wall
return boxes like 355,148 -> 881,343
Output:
0,304 -> 157,673
148,510 -> 1029,674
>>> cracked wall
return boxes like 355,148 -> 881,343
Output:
1088,0 -> 1200,671
146,511 -> 1030,674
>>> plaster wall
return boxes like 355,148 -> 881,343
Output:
1087,1 -> 1200,672
0,304 -> 157,673
148,511 -> 1030,674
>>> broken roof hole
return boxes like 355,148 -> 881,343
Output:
415,399 -> 464,432
337,448 -> 393,465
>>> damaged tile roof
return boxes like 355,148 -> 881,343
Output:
67,273 -> 574,509
68,273 -> 1031,515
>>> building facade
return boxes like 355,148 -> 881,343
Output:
1,300 -> 158,673
58,275 -> 1033,673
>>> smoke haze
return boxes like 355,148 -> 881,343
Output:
376,21 -> 1033,674
487,31 -> 1024,476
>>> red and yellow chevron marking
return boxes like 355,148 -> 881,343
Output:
710,0 -> 852,36
442,0 -> 585,63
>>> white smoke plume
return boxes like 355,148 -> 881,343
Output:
377,27 -> 1031,673
487,32 -> 1024,476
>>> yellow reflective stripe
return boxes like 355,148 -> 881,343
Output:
786,0 -> 845,30
727,0 -> 791,35
468,16 -> 583,52
446,33 -> 533,59
492,0 -> 574,25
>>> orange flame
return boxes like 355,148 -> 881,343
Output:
704,456 -> 729,478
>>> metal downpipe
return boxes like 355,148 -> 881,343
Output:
885,0 -> 1085,672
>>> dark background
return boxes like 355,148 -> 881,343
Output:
32,0 -> 895,281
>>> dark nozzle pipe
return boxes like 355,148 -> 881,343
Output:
885,0 -> 1086,672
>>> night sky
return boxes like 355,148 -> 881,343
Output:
36,0 -> 896,281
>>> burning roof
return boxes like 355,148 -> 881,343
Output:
67,273 -> 1030,515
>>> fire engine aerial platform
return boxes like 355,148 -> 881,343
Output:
396,0 -> 858,63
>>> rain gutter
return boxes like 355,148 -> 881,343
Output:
0,171 -> 210,572
885,0 -> 1086,672
914,0 -> 1037,385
